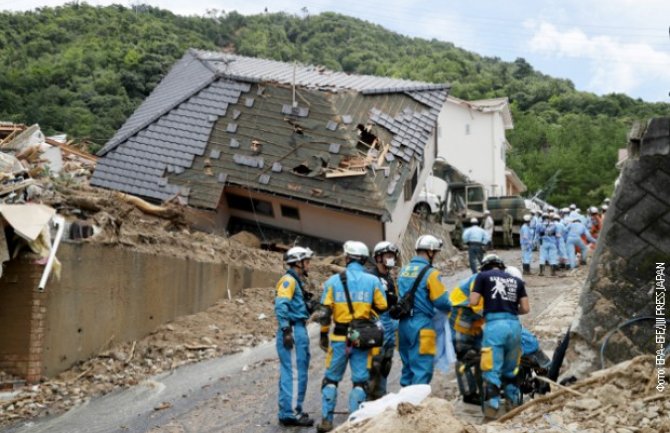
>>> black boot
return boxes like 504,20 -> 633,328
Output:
551,265 -> 557,276
522,264 -> 530,275
539,264 -> 545,276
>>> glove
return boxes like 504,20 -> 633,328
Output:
319,332 -> 329,352
386,292 -> 398,308
282,327 -> 294,350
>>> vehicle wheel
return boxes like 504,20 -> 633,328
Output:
413,203 -> 431,220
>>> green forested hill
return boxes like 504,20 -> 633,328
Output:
1,4 -> 668,206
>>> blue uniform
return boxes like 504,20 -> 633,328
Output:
462,226 -> 489,273
554,221 -> 567,262
519,223 -> 533,266
367,268 -> 398,399
274,269 -> 311,421
530,216 -> 542,248
566,221 -> 596,268
320,262 -> 387,422
397,257 -> 451,386
473,269 -> 527,410
538,222 -> 559,266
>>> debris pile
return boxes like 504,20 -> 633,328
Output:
334,397 -> 472,433
484,355 -> 669,433
0,287 -> 278,426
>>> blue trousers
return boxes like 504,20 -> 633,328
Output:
398,316 -> 437,386
467,243 -> 484,274
481,313 -> 522,388
566,237 -> 587,268
276,323 -> 310,420
321,341 -> 369,421
521,242 -> 533,265
557,238 -> 567,260
539,241 -> 558,265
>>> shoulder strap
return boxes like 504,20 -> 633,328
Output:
339,271 -> 356,319
405,265 -> 432,300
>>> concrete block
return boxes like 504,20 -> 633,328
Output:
614,178 -> 646,212
602,221 -> 648,260
639,217 -> 670,255
617,194 -> 667,234
640,169 -> 670,206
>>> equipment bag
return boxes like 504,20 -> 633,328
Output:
339,272 -> 384,349
388,265 -> 432,320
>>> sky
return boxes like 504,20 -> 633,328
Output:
4,0 -> 670,102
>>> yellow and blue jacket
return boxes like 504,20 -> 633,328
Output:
320,262 -> 388,342
448,274 -> 485,336
397,256 -> 451,317
274,269 -> 310,330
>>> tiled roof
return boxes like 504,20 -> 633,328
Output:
91,50 -> 450,214
192,50 -> 448,94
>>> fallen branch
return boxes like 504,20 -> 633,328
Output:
184,344 -> 217,351
534,375 -> 586,397
115,192 -> 181,220
127,341 -> 136,363
74,367 -> 93,381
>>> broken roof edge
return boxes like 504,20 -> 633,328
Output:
98,51 -> 218,157
225,180 -> 387,219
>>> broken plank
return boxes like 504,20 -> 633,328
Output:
325,169 -> 366,178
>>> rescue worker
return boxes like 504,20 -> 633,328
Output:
553,214 -> 568,269
532,211 -> 543,250
566,217 -> 597,269
367,241 -> 400,400
538,214 -> 559,276
520,214 -> 533,275
448,272 -> 484,404
588,206 -> 602,240
601,204 -> 608,215
502,209 -> 514,249
397,235 -> 451,386
316,241 -> 388,433
469,254 -> 530,418
568,204 -> 579,221
452,212 -> 465,249
274,246 -> 316,427
463,218 -> 489,274
483,210 -> 494,248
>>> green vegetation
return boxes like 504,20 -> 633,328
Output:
1,4 -> 668,206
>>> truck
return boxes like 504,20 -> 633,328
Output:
414,159 -> 535,245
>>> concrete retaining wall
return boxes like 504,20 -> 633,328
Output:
573,117 -> 670,367
0,242 -> 281,380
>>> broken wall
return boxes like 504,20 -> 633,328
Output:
572,117 -> 670,368
0,242 -> 281,380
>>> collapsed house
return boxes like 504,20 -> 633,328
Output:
90,50 -> 450,250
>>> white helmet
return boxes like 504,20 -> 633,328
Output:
284,246 -> 313,264
373,241 -> 399,257
415,234 -> 443,252
523,214 -> 531,222
484,210 -> 491,215
589,206 -> 599,214
604,198 -> 611,204
470,217 -> 479,225
505,266 -> 523,281
343,240 -> 369,259
602,204 -> 609,211
569,204 -> 576,210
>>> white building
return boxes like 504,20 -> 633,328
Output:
436,96 -> 517,197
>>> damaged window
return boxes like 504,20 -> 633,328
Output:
227,193 -> 274,217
